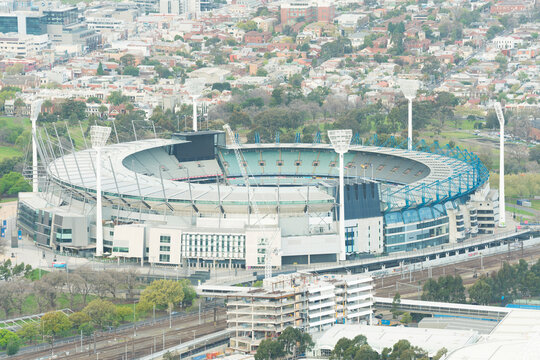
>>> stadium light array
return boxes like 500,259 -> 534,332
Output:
328,129 -> 353,262
398,79 -> 421,151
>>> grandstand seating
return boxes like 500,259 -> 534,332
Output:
217,147 -> 429,186
123,146 -> 222,181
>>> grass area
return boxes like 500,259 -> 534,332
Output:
68,120 -> 89,150
0,146 -> 22,161
0,197 -> 17,203
24,268 -> 48,281
506,205 -> 536,218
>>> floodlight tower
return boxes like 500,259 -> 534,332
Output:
30,99 -> 43,192
90,126 -> 112,257
398,79 -> 421,151
328,129 -> 353,262
192,98 -> 198,132
494,102 -> 506,227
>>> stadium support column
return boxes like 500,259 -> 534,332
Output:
407,98 -> 413,151
193,98 -> 198,132
31,99 -> 43,192
91,126 -> 112,257
328,130 -> 353,262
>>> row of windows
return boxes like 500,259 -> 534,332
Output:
385,217 -> 449,235
386,225 -> 449,245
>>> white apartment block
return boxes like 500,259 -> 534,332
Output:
225,272 -> 373,352
492,36 -> 523,50
86,17 -> 125,31
0,33 -> 48,57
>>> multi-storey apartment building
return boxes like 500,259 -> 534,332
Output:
226,273 -> 373,352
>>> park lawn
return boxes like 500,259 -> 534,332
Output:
531,200 -> 540,212
0,116 -> 30,129
0,146 -> 23,161
506,205 -> 536,218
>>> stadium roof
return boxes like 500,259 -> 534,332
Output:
47,139 -> 334,215
46,139 -> 478,215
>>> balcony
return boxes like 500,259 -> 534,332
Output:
346,285 -> 373,294
308,300 -> 335,311
308,309 -> 334,319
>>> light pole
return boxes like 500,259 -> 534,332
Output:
31,99 -> 43,192
192,97 -> 198,132
90,126 -> 111,257
494,102 -> 506,227
328,129 -> 353,262
398,79 -> 421,151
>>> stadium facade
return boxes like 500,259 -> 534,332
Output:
17,130 -> 497,269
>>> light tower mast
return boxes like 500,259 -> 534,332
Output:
90,126 -> 112,257
328,129 -> 353,262
494,102 -> 506,227
223,124 -> 275,279
30,99 -> 43,192
398,79 -> 421,151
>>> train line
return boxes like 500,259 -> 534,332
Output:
374,243 -> 540,298
10,309 -> 226,360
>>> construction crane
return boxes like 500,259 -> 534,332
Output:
223,125 -> 275,279
493,102 -> 506,227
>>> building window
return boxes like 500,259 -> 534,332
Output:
160,235 -> 171,243
160,245 -> 170,252
159,254 -> 170,262
113,247 -> 129,253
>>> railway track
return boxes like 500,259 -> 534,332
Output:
63,319 -> 227,360
374,243 -> 540,298
10,309 -> 226,360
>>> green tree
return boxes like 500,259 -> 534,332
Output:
237,20 -> 258,32
0,172 -> 31,199
433,348 -> 448,360
487,25 -> 503,40
0,326 -> 18,354
139,280 -> 184,311
83,299 -> 117,330
107,91 -> 129,105
116,306 -> 134,323
179,279 -> 197,307
17,322 -> 39,344
69,311 -> 92,331
59,99 -> 87,122
255,339 -> 285,360
391,292 -> 401,319
354,344 -> 379,360
6,338 -> 20,355
278,326 -> 314,356
123,66 -> 139,76
97,62 -> 105,75
400,312 -> 412,325
120,54 -> 136,67
41,312 -> 72,344
256,68 -> 268,77
387,339 -> 427,360
468,277 -> 493,305
529,145 -> 540,164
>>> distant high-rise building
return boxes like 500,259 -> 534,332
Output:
280,1 -> 335,26
159,0 -> 200,16
0,13 -> 47,35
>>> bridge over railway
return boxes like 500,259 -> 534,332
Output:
374,297 -> 510,321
